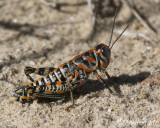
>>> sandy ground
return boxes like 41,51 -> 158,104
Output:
0,0 -> 160,128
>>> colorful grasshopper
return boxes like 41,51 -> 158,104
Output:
13,10 -> 129,105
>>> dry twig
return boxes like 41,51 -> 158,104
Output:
40,0 -> 87,10
121,0 -> 157,35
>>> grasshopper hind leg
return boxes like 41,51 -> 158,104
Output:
50,96 -> 65,105
24,67 -> 35,82
36,93 -> 65,104
24,67 -> 55,82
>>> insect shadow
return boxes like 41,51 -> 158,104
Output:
38,71 -> 150,104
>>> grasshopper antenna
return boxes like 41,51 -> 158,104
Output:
110,24 -> 130,49
108,8 -> 118,47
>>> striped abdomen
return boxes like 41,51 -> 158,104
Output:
24,66 -> 68,88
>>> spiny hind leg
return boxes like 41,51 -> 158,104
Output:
24,67 -> 55,82
35,93 -> 65,104
51,96 -> 65,105
31,81 -> 76,105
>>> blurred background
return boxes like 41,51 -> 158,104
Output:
0,0 -> 160,127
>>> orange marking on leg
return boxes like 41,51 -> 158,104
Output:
67,82 -> 71,86
56,81 -> 62,86
45,90 -> 52,94
28,89 -> 33,94
36,86 -> 40,88
49,72 -> 52,75
38,78 -> 41,82
24,85 -> 28,87
43,75 -> 47,79
87,57 -> 95,63
35,86 -> 40,92
69,76 -> 73,80
56,90 -> 64,94
54,68 -> 57,72
75,71 -> 78,77
77,64 -> 94,72
59,64 -> 64,68
45,67 -> 50,70
67,61 -> 70,65
21,96 -> 27,99
97,75 -> 101,79
72,55 -> 81,61
29,83 -> 32,86
46,83 -> 51,88
71,87 -> 74,90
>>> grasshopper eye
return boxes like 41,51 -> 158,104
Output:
102,47 -> 109,57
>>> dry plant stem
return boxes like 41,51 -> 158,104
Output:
40,0 -> 87,10
121,0 -> 157,35
40,0 -> 57,8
